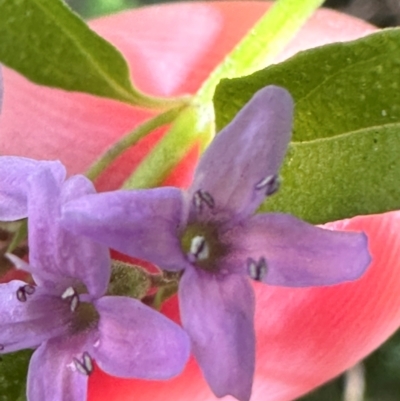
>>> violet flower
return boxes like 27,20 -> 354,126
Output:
61,86 -> 371,401
0,158 -> 190,401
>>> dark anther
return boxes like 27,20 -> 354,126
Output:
193,190 -> 215,213
16,287 -> 27,302
16,284 -> 36,302
247,257 -> 268,281
74,352 -> 93,376
0,344 -> 4,351
255,174 -> 280,196
23,285 -> 35,295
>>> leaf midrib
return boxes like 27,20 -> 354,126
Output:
31,0 -> 135,102
292,121 -> 400,145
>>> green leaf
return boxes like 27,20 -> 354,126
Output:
214,29 -> 400,224
0,349 -> 32,401
0,0 -> 180,109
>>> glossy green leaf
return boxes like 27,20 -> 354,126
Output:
0,349 -> 32,401
0,0 -> 176,108
214,28 -> 400,224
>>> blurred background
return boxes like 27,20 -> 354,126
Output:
63,0 -> 400,400
66,0 -> 400,26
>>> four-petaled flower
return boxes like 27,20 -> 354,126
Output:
62,86 -> 371,401
0,158 -> 190,401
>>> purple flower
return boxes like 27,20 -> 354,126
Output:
0,158 -> 190,401
61,86 -> 371,401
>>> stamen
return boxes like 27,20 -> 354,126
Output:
0,344 -> 4,351
61,286 -> 80,312
83,352 -> 93,373
190,236 -> 209,260
61,286 -> 75,299
255,174 -> 280,196
193,190 -> 215,213
16,287 -> 27,302
16,284 -> 36,302
73,352 -> 93,376
247,257 -> 268,281
70,294 -> 80,312
74,358 -> 89,375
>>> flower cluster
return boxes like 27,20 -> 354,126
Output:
0,159 -> 190,401
0,86 -> 371,401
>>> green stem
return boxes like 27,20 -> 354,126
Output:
196,0 -> 325,104
117,0 -> 324,189
122,104 -> 214,189
127,91 -> 191,111
149,270 -> 181,287
85,105 -> 185,181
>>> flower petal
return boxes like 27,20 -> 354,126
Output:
92,296 -> 190,379
62,187 -> 188,271
228,213 -> 371,287
0,156 -> 65,221
188,86 -> 293,223
28,335 -> 90,401
0,280 -> 71,353
28,169 -> 110,297
179,266 -> 255,401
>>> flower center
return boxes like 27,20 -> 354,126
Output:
62,287 -> 100,335
180,222 -> 227,272
70,302 -> 100,334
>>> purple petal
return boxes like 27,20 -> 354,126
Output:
28,335 -> 90,401
28,169 -> 110,298
0,157 -> 65,221
189,86 -> 293,223
61,175 -> 96,203
228,213 -> 371,287
92,296 -> 190,379
179,266 -> 255,401
62,187 -> 188,271
0,280 -> 71,353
